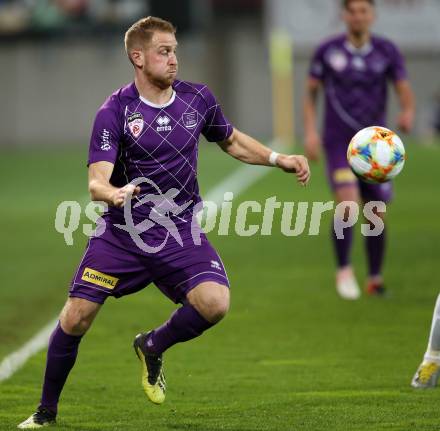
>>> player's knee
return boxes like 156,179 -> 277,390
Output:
188,284 -> 230,324
59,298 -> 99,336
335,205 -> 352,222
335,185 -> 359,208
207,291 -> 230,323
371,204 -> 386,221
363,200 -> 386,228
61,310 -> 91,335
334,193 -> 359,223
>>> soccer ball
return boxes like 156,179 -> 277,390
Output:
347,126 -> 406,183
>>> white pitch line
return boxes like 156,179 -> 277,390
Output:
0,157 -> 274,383
203,163 -> 271,205
0,318 -> 58,382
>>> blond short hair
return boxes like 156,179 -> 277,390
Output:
124,16 -> 176,64
343,0 -> 375,8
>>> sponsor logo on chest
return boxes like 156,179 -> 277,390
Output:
352,56 -> 366,71
156,115 -> 172,132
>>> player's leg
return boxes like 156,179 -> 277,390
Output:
359,181 -> 392,295
18,234 -> 133,428
133,281 -> 229,404
147,281 -> 229,352
323,142 -> 361,300
18,297 -> 101,429
333,183 -> 361,300
412,294 -> 440,388
133,231 -> 230,404
362,201 -> 387,295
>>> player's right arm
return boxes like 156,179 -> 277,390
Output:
88,161 -> 140,208
87,97 -> 139,208
303,42 -> 326,162
303,77 -> 322,162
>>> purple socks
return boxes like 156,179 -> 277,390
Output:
39,323 -> 82,414
145,304 -> 213,355
365,228 -> 386,277
332,223 -> 386,277
332,225 -> 353,268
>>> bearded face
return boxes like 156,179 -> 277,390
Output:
139,32 -> 178,89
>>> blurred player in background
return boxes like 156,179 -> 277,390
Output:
303,0 -> 414,300
18,16 -> 310,428
412,295 -> 440,388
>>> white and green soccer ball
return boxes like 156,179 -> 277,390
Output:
347,126 -> 406,184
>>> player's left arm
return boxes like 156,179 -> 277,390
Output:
394,79 -> 415,133
217,128 -> 310,186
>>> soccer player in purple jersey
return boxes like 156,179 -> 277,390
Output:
303,0 -> 414,300
18,17 -> 310,428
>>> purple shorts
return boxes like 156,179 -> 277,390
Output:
69,224 -> 229,305
324,143 -> 393,203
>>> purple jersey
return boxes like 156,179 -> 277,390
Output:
309,34 -> 407,147
88,80 -> 233,225
70,80 -> 233,303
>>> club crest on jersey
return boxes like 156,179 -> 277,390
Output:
328,49 -> 348,72
127,112 -> 144,138
182,111 -> 198,129
156,115 -> 172,132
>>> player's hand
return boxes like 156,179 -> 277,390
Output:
397,110 -> 414,134
277,154 -> 311,186
304,130 -> 321,162
111,184 -> 141,208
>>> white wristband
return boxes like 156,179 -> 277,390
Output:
269,151 -> 280,166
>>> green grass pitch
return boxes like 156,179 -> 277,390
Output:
0,142 -> 439,430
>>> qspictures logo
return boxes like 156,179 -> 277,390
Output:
54,176 -> 387,252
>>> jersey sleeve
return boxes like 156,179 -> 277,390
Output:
386,41 -> 408,82
309,44 -> 326,80
88,96 -> 123,166
201,87 -> 234,142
